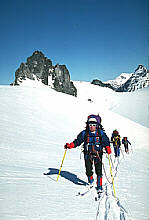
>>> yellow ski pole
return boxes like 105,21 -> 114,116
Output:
56,149 -> 67,182
108,154 -> 116,198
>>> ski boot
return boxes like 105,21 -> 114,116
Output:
88,175 -> 94,188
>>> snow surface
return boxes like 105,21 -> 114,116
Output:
74,81 -> 149,128
0,81 -> 149,220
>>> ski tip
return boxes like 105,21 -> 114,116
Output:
95,197 -> 98,201
43,172 -> 50,175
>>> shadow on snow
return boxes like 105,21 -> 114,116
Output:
44,168 -> 87,186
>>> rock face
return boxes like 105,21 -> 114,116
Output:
12,51 -> 77,97
53,64 -> 77,96
91,79 -> 114,90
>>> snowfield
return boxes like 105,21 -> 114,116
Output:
0,80 -> 149,220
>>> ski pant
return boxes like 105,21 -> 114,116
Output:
84,153 -> 102,177
124,145 -> 129,152
114,146 -> 120,157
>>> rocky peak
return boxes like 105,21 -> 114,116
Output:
134,64 -> 147,74
116,64 -> 149,92
12,51 -> 77,97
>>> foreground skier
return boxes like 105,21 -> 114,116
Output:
64,114 -> 111,194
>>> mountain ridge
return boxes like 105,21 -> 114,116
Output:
11,50 -> 148,94
91,64 -> 149,92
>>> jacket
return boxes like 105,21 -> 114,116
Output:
73,129 -> 110,154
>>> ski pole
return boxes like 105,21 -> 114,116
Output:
56,149 -> 67,182
108,154 -> 116,198
110,155 -> 114,169
131,145 -> 133,153
120,146 -> 124,159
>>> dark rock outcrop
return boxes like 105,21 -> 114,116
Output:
91,79 -> 115,90
12,51 -> 77,97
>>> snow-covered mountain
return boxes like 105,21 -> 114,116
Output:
117,65 -> 149,92
106,73 -> 132,90
11,50 -> 148,95
0,81 -> 149,220
91,65 -> 149,92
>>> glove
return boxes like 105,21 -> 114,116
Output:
64,142 -> 75,149
106,146 -> 111,154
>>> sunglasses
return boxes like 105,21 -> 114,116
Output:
89,123 -> 97,127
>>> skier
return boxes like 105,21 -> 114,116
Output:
111,130 -> 121,157
64,114 -> 111,194
122,137 -> 131,153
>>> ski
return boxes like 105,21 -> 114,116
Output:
95,191 -> 105,201
77,184 -> 105,202
77,189 -> 90,196
76,184 -> 96,197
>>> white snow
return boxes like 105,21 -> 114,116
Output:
0,81 -> 149,220
106,73 -> 132,89
74,81 -> 149,128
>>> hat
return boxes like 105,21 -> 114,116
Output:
88,118 -> 97,123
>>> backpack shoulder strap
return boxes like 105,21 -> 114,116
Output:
97,128 -> 102,143
84,129 -> 89,144
84,127 -> 103,144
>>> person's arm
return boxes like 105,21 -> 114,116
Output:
128,140 -> 131,145
101,130 -> 111,154
64,130 -> 85,149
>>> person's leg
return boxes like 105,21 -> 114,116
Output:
126,146 -> 129,153
84,154 -> 94,184
114,147 -> 117,157
118,147 -> 120,156
94,156 -> 102,191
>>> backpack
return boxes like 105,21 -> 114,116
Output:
85,114 -> 103,146
84,127 -> 103,155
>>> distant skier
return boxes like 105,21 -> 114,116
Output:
111,130 -> 121,157
122,137 -> 131,153
64,114 -> 111,194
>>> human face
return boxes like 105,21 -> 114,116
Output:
89,123 -> 97,132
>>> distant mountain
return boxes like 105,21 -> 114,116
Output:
91,73 -> 132,91
11,51 -> 77,97
116,65 -> 149,92
91,65 -> 149,92
91,79 -> 114,90
106,73 -> 132,90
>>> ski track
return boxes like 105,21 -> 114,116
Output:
0,85 -> 149,220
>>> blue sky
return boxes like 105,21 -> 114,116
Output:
0,0 -> 148,85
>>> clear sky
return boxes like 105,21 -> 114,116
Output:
0,0 -> 148,85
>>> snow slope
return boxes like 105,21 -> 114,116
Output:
0,81 -> 149,220
74,81 -> 149,128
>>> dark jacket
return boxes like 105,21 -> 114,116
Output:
73,129 -> 110,154
122,138 -> 131,146
111,135 -> 121,147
